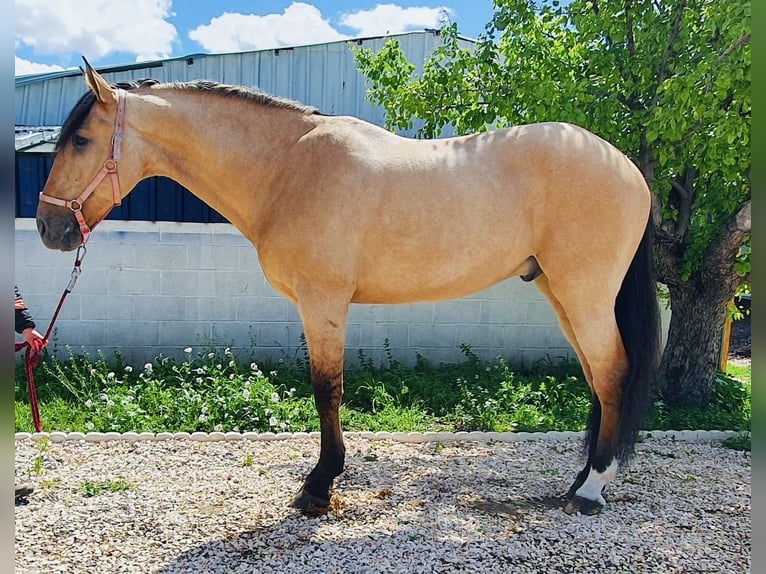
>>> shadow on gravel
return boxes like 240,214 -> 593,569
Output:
154,441 -> 750,574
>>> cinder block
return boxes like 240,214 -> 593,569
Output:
107,269 -> 162,295
237,297 -> 291,322
407,324 -> 457,348
433,300 -> 482,324
107,321 -> 160,346
161,270 -> 202,296
133,244 -> 187,270
157,321 -> 211,347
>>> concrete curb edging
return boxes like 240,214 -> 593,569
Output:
14,429 -> 747,443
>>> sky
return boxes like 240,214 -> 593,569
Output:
15,1 -> 497,76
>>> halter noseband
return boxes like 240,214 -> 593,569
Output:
39,89 -> 127,245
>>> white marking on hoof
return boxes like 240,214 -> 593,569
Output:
574,459 -> 618,507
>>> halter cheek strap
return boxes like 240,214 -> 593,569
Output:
39,89 -> 127,245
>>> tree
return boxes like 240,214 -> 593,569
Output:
354,0 -> 750,408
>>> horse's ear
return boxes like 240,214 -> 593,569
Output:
82,57 -> 117,104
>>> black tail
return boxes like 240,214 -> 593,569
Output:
614,215 -> 661,462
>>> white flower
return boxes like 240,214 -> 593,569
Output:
107,372 -> 115,379
268,416 -> 278,427
224,347 -> 232,357
144,363 -> 153,373
184,347 -> 192,354
196,377 -> 203,384
84,399 -> 93,408
270,392 -> 280,403
99,393 -> 109,401
124,365 -> 133,373
106,400 -> 115,407
250,363 -> 258,371
242,389 -> 251,400
208,352 -> 215,359
198,414 -> 207,423
85,421 -> 94,430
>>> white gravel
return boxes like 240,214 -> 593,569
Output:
15,433 -> 750,573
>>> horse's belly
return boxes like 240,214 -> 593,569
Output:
351,256 -> 529,304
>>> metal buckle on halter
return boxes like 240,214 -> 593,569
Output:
69,199 -> 82,212
104,159 -> 117,172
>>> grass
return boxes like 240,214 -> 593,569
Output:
15,341 -> 751,450
79,477 -> 134,497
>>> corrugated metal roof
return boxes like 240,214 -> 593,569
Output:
15,30 -> 475,135
15,126 -> 60,152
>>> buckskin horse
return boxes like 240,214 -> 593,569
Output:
36,59 -> 660,515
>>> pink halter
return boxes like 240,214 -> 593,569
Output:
39,89 -> 127,245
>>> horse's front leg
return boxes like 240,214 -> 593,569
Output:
290,293 -> 349,509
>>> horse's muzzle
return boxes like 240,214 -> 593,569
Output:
36,211 -> 82,252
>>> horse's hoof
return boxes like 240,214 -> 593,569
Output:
291,488 -> 330,510
564,495 -> 604,516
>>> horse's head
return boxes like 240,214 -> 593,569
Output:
37,59 -> 141,251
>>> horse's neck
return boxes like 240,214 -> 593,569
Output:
139,91 -> 315,238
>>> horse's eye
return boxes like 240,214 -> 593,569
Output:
72,134 -> 89,149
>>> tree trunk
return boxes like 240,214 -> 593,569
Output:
656,280 -> 730,407
653,200 -> 750,408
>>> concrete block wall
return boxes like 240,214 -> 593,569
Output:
16,218 -> 619,369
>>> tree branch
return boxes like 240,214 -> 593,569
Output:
625,0 -> 636,57
649,0 -> 687,110
670,168 -> 697,240
699,199 -> 751,290
719,32 -> 751,61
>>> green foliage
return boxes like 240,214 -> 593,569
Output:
646,372 -> 751,432
15,344 -> 750,435
79,477 -> 134,497
16,346 -> 306,433
722,431 -> 751,452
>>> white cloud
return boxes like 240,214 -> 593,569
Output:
189,2 -> 349,53
15,57 -> 69,77
15,0 -> 178,62
340,3 -> 452,36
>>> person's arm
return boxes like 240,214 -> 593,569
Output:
15,286 -> 47,348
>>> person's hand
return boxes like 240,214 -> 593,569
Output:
21,328 -> 47,351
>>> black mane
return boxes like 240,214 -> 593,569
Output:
56,78 -> 318,153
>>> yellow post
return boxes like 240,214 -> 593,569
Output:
720,311 -> 733,372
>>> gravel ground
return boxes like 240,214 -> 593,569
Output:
15,433 -> 750,574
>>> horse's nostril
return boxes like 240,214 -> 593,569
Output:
37,219 -> 46,237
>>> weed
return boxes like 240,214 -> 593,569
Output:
79,477 -> 134,497
15,343 -> 750,436
723,431 -> 751,452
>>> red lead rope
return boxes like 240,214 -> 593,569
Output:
15,245 -> 87,432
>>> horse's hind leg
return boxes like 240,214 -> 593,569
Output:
567,308 -> 629,514
290,290 -> 350,509
537,275 -> 629,515
534,275 -> 598,496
